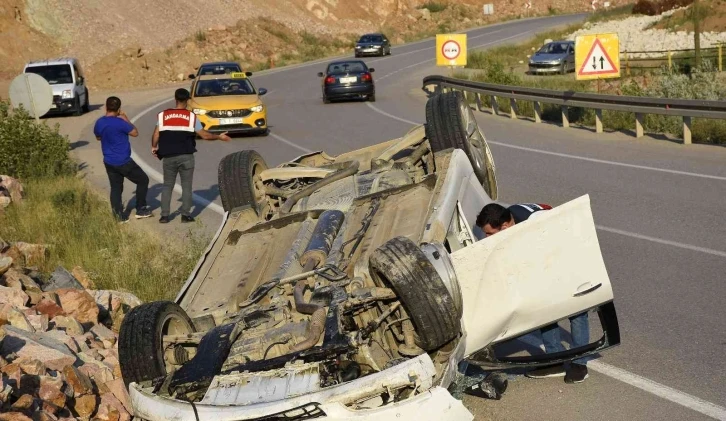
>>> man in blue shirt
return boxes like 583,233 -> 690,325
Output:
94,96 -> 152,223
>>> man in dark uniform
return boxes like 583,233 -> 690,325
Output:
151,88 -> 231,223
476,202 -> 590,384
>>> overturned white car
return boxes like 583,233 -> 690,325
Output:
118,91 -> 620,420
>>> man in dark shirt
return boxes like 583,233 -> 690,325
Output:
476,202 -> 590,384
151,88 -> 230,223
94,96 -> 152,223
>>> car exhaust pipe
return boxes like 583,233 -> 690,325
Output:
300,210 -> 345,268
289,306 -> 326,353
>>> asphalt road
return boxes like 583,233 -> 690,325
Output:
74,13 -> 726,420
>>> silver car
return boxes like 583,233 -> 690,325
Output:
528,40 -> 575,75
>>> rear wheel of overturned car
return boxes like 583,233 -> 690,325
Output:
218,150 -> 269,214
424,90 -> 498,200
369,236 -> 460,351
118,301 -> 196,387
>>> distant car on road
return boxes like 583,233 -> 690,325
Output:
23,57 -> 89,116
354,33 -> 391,57
188,71 -> 269,137
528,40 -> 575,75
189,62 -> 248,80
318,60 -> 375,104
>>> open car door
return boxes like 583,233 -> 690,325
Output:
450,194 -> 620,369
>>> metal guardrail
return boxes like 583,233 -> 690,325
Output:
422,75 -> 726,144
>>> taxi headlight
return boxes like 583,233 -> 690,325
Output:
192,108 -> 207,115
250,104 -> 264,113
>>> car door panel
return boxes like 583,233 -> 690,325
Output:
450,194 -> 619,361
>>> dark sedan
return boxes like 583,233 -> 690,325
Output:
354,33 -> 391,57
318,60 -> 375,103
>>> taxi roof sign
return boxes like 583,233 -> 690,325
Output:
575,33 -> 620,80
231,71 -> 253,78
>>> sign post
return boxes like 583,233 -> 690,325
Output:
436,34 -> 468,76
575,33 -> 621,90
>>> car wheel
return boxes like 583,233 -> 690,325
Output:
82,89 -> 90,113
72,97 -> 82,116
369,236 -> 460,351
218,150 -> 269,214
425,90 -> 498,200
368,93 -> 376,102
118,301 -> 195,387
560,62 -> 567,75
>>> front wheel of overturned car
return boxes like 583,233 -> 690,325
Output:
424,90 -> 498,200
369,236 -> 460,351
118,301 -> 196,387
218,149 -> 269,214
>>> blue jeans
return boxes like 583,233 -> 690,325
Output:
541,311 -> 590,366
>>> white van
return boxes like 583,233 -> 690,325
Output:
23,57 -> 90,116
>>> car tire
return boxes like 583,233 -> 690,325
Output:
560,63 -> 567,75
72,97 -> 82,116
118,301 -> 195,387
218,150 -> 269,214
368,93 -> 376,102
425,90 -> 498,199
323,95 -> 330,104
369,236 -> 460,351
82,89 -> 90,113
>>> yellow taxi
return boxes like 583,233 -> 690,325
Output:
188,72 -> 269,136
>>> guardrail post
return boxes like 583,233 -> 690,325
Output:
668,51 -> 673,71
719,44 -> 723,72
683,116 -> 693,144
534,101 -> 542,123
509,98 -> 518,119
561,106 -> 569,128
635,113 -> 644,138
491,96 -> 499,116
595,109 -> 603,133
475,93 -> 484,112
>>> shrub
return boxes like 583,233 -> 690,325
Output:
633,0 -> 658,15
419,2 -> 448,13
0,100 -> 76,179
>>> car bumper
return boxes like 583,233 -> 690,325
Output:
197,111 -> 267,134
127,352 -> 473,421
325,84 -> 374,99
528,63 -> 563,73
355,48 -> 383,56
45,98 -> 76,114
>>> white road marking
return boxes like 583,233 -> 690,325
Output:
589,361 -> 726,421
490,141 -> 726,181
364,104 -> 726,259
269,132 -> 313,153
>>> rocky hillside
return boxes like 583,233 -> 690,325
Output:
1,0 -> 624,91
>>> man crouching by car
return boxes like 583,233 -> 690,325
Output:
476,202 -> 590,384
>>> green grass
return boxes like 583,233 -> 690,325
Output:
0,176 -> 207,302
419,1 -> 448,12
194,30 -> 206,42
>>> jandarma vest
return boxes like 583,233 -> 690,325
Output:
508,203 -> 552,223
156,109 -> 197,158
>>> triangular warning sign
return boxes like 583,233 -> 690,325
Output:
578,38 -> 618,76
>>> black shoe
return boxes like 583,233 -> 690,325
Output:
181,215 -> 195,223
159,216 -> 170,224
135,206 -> 153,219
565,363 -> 588,384
525,364 -> 566,379
117,217 -> 129,224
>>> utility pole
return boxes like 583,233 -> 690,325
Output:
693,0 -> 701,67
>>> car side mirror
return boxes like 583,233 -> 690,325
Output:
188,74 -> 196,80
76,76 -> 84,85
258,88 -> 268,96
246,71 -> 253,76
369,68 -> 375,73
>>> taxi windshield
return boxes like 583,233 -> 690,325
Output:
198,64 -> 241,75
194,78 -> 255,97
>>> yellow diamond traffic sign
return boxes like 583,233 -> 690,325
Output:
575,33 -> 620,80
436,34 -> 467,67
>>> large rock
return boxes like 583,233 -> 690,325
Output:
62,365 -> 94,397
27,314 -> 48,332
0,413 -> 33,421
0,175 -> 23,203
55,289 -> 98,326
1,268 -> 40,291
1,304 -> 34,332
16,357 -> 46,375
70,266 -> 95,290
0,286 -> 29,308
10,393 -> 36,410
97,392 -> 131,421
90,324 -> 116,349
50,316 -> 84,336
0,326 -> 78,371
0,257 -> 12,276
13,243 -> 48,266
35,298 -> 66,319
42,268 -> 84,292
38,375 -> 66,408
104,378 -> 132,414
69,394 -> 98,418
